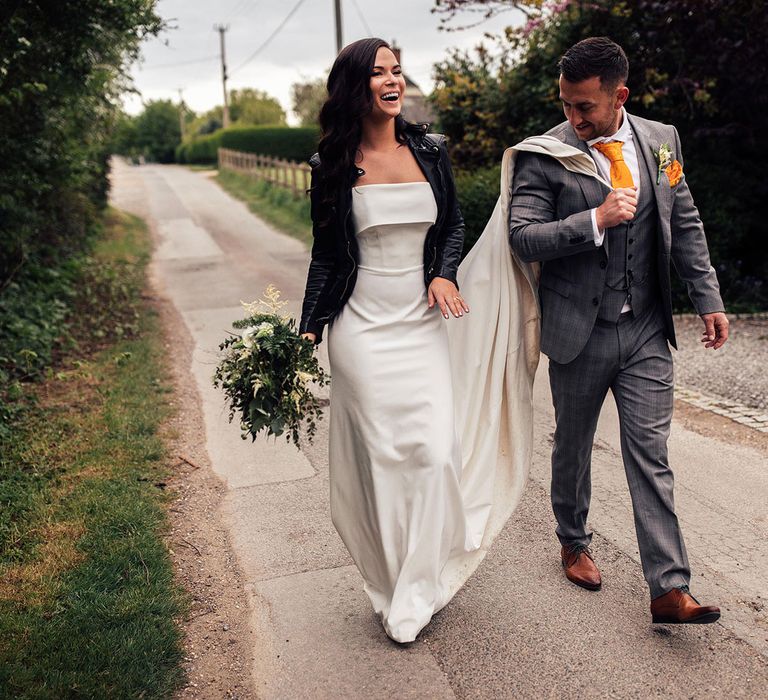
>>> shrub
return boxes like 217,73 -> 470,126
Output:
0,0 -> 164,432
177,127 -> 320,166
176,132 -> 222,165
0,212 -> 148,438
134,100 -> 181,163
0,1 -> 163,285
219,126 -> 320,162
433,0 -> 768,310
454,165 -> 501,256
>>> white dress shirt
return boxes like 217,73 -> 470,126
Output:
586,108 -> 639,312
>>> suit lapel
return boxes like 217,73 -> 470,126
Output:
562,124 -> 610,207
629,115 -> 673,251
562,124 -> 612,254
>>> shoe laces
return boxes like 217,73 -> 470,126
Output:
564,543 -> 594,562
677,585 -> 701,604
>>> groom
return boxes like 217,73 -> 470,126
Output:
509,37 -> 728,623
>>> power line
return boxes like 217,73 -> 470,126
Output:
137,54 -> 219,71
229,0 -> 251,15
226,0 -> 259,24
350,0 -> 373,37
241,0 -> 264,18
230,0 -> 308,75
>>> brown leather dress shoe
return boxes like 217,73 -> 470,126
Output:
561,544 -> 602,591
651,587 -> 721,624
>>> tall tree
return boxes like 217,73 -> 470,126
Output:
185,89 -> 286,138
290,78 -> 327,127
432,0 -> 542,30
229,88 -> 286,126
134,100 -> 181,163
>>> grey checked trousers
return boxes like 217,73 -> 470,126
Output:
548,305 -> 690,598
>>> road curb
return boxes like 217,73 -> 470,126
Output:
675,386 -> 768,433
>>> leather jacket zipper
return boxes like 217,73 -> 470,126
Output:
427,159 -> 445,277
316,206 -> 354,324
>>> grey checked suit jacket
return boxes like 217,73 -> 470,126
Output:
509,115 -> 724,364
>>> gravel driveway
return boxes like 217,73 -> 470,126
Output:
673,315 -> 768,409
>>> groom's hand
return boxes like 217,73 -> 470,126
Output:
700,312 -> 729,350
596,187 -> 638,229
428,277 -> 469,319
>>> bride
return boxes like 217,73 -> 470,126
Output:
300,38 -> 539,643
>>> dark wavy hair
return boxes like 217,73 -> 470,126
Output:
316,38 -> 408,210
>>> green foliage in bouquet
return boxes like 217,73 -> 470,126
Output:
213,286 -> 329,447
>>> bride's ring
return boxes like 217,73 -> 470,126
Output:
453,296 -> 462,302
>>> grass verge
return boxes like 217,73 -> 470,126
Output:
215,169 -> 312,246
0,209 -> 187,698
186,164 -> 216,172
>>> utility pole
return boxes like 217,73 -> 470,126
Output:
334,0 -> 342,54
177,88 -> 186,139
214,24 -> 231,128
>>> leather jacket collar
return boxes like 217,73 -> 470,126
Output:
348,122 -> 440,183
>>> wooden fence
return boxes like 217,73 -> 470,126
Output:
218,148 -> 311,197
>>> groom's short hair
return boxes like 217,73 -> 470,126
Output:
559,37 -> 629,90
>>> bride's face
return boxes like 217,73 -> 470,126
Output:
368,47 -> 406,121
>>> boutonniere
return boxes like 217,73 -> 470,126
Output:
653,143 -> 673,184
653,143 -> 683,187
665,159 -> 683,187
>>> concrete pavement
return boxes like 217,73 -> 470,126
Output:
110,161 -> 768,698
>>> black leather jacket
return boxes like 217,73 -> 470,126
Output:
299,123 -> 465,343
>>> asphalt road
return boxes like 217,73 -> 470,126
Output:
111,161 -> 768,699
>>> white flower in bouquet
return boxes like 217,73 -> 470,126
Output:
241,322 -> 274,349
241,325 -> 258,348
255,322 -> 274,338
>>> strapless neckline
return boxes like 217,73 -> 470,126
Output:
353,181 -> 431,191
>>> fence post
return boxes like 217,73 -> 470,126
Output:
218,148 -> 315,199
290,161 -> 298,196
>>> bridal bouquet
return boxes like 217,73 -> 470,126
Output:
213,285 -> 329,447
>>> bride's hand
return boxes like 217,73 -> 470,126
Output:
301,332 -> 317,344
427,277 -> 469,319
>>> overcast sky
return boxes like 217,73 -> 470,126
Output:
126,0 -> 525,123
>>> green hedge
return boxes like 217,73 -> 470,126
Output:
1,1 -> 164,434
175,132 -> 222,164
220,126 -> 320,162
177,126 -> 320,166
454,165 -> 501,256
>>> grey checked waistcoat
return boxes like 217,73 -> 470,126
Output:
597,150 -> 660,323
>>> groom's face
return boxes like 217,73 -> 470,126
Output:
559,75 -> 627,141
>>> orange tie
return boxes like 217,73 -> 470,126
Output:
593,141 -> 635,189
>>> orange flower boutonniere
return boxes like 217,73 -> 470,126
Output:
665,160 -> 683,187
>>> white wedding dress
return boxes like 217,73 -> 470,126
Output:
328,182 -> 467,642
326,142 -> 552,642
